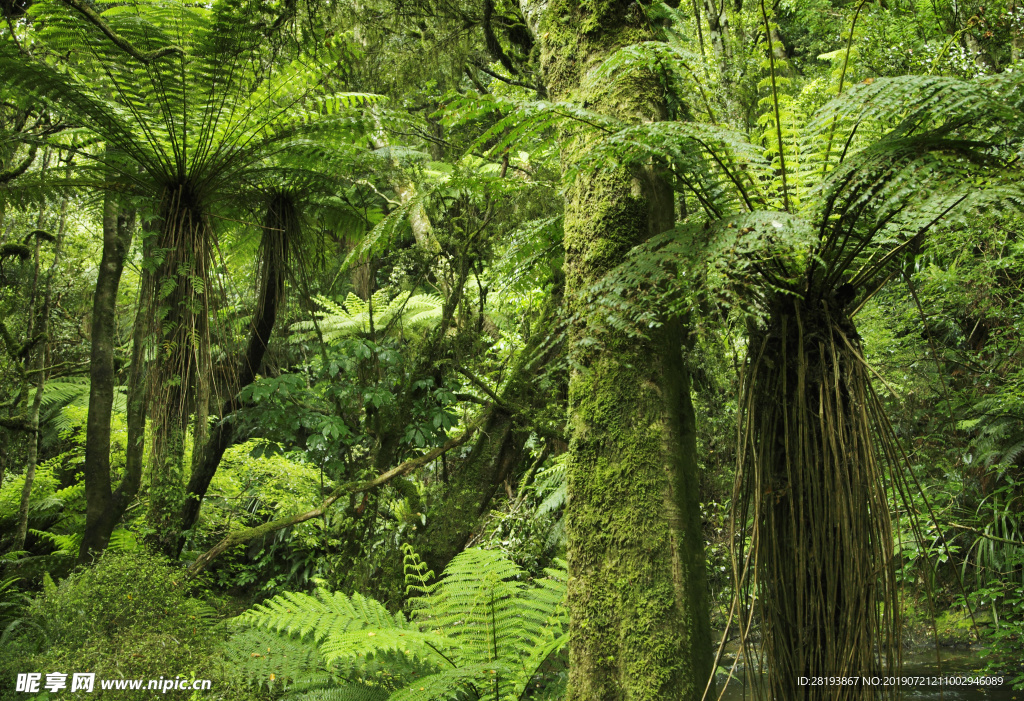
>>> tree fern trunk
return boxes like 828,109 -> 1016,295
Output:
538,3 -> 714,699
146,184 -> 213,556
736,296 -> 899,700
174,193 -> 295,557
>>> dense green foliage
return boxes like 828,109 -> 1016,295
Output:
224,547 -> 567,700
2,0 -> 1024,698
0,551 -> 252,700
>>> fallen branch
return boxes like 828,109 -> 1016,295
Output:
185,425 -> 479,578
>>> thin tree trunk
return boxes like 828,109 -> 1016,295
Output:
705,0 -> 731,79
538,3 -> 714,698
120,229 -> 155,520
13,192 -> 66,552
79,193 -> 134,562
12,232 -> 45,554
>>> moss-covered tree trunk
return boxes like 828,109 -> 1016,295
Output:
420,314 -> 562,574
538,2 -> 714,699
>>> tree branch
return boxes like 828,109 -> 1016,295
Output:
453,364 -> 506,408
59,0 -> 183,64
0,144 -> 36,185
947,522 -> 1024,548
184,424 -> 480,578
474,62 -> 539,91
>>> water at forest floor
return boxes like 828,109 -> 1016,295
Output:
712,646 -> 1023,700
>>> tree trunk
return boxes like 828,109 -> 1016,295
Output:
12,233 -> 46,553
705,0 -> 732,80
79,193 -> 134,562
13,195 -> 66,552
414,272 -> 564,576
420,407 -> 523,572
120,231 -> 155,523
538,3 -> 714,699
419,317 -> 561,573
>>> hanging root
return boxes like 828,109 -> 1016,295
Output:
146,183 -> 215,552
730,295 -> 900,700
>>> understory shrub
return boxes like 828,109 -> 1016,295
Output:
0,550 -> 264,700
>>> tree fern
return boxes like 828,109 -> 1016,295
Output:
1,0 -> 388,554
292,291 -> 444,343
577,72 -> 1023,336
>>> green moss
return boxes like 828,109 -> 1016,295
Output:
936,608 -> 983,643
537,1 -> 714,696
564,321 -> 711,699
540,0 -> 653,99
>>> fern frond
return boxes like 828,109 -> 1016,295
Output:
583,41 -> 717,121
317,628 -> 454,668
387,662 -> 516,701
286,684 -> 390,701
568,120 -> 770,215
230,549 -> 569,700
442,93 -> 620,157
241,589 -> 408,642
291,291 -> 444,343
28,529 -> 80,556
341,192 -> 425,270
108,529 -> 140,552
222,625 -> 324,689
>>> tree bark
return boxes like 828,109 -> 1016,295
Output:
79,193 -> 134,562
538,3 -> 714,699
